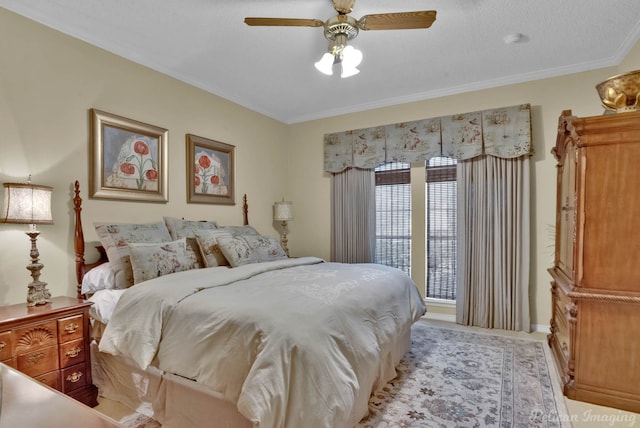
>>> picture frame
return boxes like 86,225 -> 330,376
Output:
186,134 -> 235,205
90,109 -> 168,202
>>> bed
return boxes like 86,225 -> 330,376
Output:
72,181 -> 426,428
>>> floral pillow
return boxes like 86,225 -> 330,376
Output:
216,234 -> 288,268
194,229 -> 232,267
163,217 -> 220,268
95,221 -> 172,288
163,216 -> 219,239
127,238 -> 196,284
217,225 -> 260,236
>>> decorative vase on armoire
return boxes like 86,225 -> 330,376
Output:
548,109 -> 640,413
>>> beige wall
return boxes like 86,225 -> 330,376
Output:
2,8 -> 639,329
0,9 -> 289,304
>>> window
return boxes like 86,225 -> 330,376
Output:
374,159 -> 457,301
374,162 -> 411,276
425,157 -> 457,300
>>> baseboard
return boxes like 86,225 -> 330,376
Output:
532,324 -> 551,334
423,314 -> 552,335
422,312 -> 456,323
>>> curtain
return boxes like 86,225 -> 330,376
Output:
330,168 -> 376,263
456,155 -> 531,332
323,104 -> 532,172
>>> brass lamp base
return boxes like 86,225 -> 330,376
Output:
280,220 -> 290,257
25,230 -> 52,306
27,280 -> 52,306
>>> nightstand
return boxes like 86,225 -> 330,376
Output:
0,296 -> 98,407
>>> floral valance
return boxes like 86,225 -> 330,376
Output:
324,103 -> 532,173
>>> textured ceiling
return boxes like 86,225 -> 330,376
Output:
2,0 -> 640,124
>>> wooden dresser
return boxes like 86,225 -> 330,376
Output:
0,296 -> 98,407
548,109 -> 640,412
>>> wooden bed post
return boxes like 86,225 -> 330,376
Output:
243,194 -> 249,226
74,181 -> 85,299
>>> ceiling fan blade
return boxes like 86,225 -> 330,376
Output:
358,10 -> 436,31
244,17 -> 324,28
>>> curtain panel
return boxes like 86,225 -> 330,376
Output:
323,104 -> 532,172
330,168 -> 376,263
456,155 -> 531,332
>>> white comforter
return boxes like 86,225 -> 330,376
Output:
99,257 -> 425,428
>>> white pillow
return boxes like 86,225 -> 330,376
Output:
88,289 -> 126,325
81,262 -> 117,295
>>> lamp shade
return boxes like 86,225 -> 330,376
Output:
273,200 -> 293,221
2,182 -> 53,225
314,52 -> 335,76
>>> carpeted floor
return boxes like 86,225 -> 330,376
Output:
111,319 -> 570,428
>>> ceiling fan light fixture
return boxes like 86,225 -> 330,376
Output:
340,45 -> 362,78
341,63 -> 360,78
315,52 -> 335,75
342,46 -> 362,67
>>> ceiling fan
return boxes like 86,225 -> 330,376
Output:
244,0 -> 437,78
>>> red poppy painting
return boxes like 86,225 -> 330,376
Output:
186,134 -> 235,205
90,109 -> 168,202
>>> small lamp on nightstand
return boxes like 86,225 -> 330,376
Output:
273,199 -> 293,257
1,176 -> 54,306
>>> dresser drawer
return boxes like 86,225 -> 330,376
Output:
16,344 -> 59,377
14,320 -> 58,352
62,362 -> 87,393
554,286 -> 572,362
35,370 -> 61,390
59,338 -> 86,368
58,314 -> 84,343
0,330 -> 12,360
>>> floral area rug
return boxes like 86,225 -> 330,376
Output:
357,321 -> 570,428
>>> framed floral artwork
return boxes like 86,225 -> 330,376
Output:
186,134 -> 235,205
90,109 -> 168,202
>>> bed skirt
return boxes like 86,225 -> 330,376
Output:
91,342 -> 253,428
91,326 -> 412,428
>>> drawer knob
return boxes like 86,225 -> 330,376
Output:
0,341 -> 5,351
66,371 -> 83,383
64,323 -> 79,334
66,346 -> 83,358
27,351 -> 45,365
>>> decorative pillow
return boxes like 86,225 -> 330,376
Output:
216,234 -> 288,268
163,217 -> 220,268
95,221 -> 172,288
217,225 -> 260,236
80,262 -> 117,295
163,216 -> 219,239
194,229 -> 234,267
128,238 -> 196,284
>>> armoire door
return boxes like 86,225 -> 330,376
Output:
556,137 -> 576,281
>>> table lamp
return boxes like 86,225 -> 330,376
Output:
273,199 -> 293,256
1,176 -> 54,306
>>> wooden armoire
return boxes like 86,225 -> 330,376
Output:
548,109 -> 640,412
